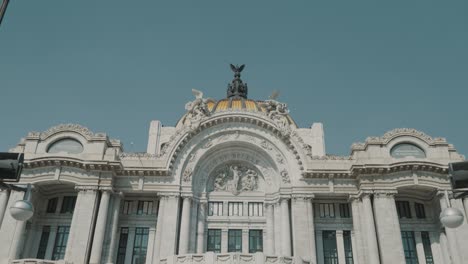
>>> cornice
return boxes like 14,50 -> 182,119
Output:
24,158 -> 122,172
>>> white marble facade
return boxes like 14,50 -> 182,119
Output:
0,90 -> 468,264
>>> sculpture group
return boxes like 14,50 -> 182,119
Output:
213,165 -> 259,195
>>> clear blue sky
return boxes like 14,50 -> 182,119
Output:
1,1 -> 467,157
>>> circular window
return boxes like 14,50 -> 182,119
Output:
390,143 -> 426,158
47,138 -> 84,154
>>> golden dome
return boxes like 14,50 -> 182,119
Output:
208,98 -> 266,113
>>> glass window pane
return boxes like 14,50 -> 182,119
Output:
36,226 -> 50,259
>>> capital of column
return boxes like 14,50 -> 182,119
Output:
348,194 -> 361,203
75,185 -> 99,192
291,193 -> 315,202
98,186 -> 114,192
373,189 -> 398,199
158,192 -> 180,200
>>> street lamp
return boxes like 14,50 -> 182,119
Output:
9,184 -> 34,221
439,190 -> 464,228
0,152 -> 34,221
439,161 -> 468,229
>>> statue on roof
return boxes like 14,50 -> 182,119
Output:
227,64 -> 248,99
185,89 -> 214,125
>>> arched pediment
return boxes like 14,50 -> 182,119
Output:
162,114 -> 308,174
171,125 -> 302,195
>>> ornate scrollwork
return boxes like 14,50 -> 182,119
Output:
280,169 -> 291,184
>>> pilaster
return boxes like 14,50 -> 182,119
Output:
65,186 -> 99,264
291,194 -> 315,260
106,192 -> 123,264
373,190 -> 405,264
90,189 -> 112,264
336,230 -> 346,264
197,200 -> 207,254
349,196 -> 364,264
414,231 -> 426,264
179,195 -> 192,254
0,188 -> 10,228
361,193 -> 380,264
159,193 -> 181,260
0,190 -> 26,262
280,197 -> 291,256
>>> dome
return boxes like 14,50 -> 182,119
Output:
207,98 -> 265,113
176,65 -> 297,128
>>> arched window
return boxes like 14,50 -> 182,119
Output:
47,138 -> 83,154
390,143 -> 426,158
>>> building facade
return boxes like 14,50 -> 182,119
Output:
1,69 -> 468,264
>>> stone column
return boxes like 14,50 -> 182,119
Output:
438,230 -> 451,264
361,194 -> 380,264
265,203 -> 275,255
315,230 -> 324,264
124,227 -> 136,264
179,196 -> 192,254
221,229 -> 228,253
152,196 -> 166,264
429,231 -> 443,264
291,195 -> 316,260
463,197 -> 468,218
45,226 -> 57,260
106,193 -> 122,264
242,229 -> 249,254
280,198 -> 291,256
65,187 -> 100,264
438,194 -> 463,264
0,189 -> 10,228
159,194 -> 181,259
373,192 -> 405,264
90,190 -> 112,264
9,214 -> 27,260
0,190 -> 27,262
350,197 -> 364,264
414,231 -> 426,264
305,197 -> 317,262
196,201 -> 207,253
336,230 -> 346,264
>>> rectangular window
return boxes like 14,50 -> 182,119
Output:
36,226 -> 50,259
207,229 -> 222,253
421,232 -> 434,264
46,198 -> 58,213
116,227 -> 129,264
228,202 -> 243,216
339,203 -> 351,218
343,231 -> 354,264
60,196 -> 76,214
415,203 -> 426,219
137,201 -> 153,215
396,201 -> 412,219
228,229 -> 243,252
52,226 -> 70,260
122,200 -> 133,215
323,231 -> 338,264
248,202 -> 264,216
208,202 -> 223,216
249,229 -> 263,253
132,227 -> 149,264
319,203 -> 335,218
401,231 -> 418,264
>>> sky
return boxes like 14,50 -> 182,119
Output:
0,1 -> 467,157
